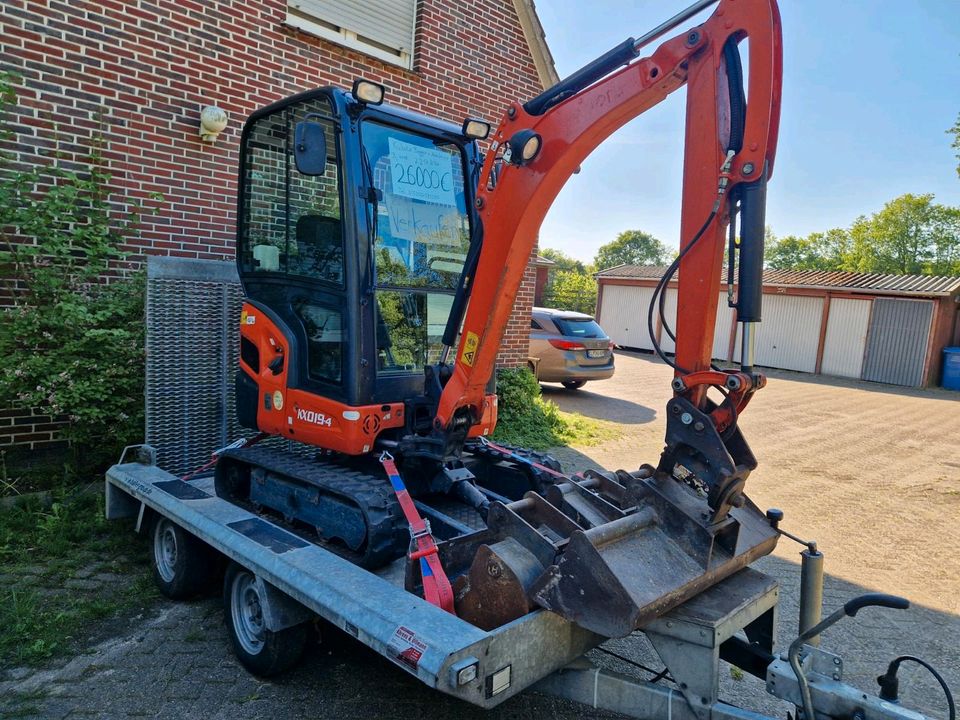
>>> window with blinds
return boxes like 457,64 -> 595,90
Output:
286,0 -> 417,69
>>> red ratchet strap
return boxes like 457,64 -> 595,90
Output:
180,433 -> 268,482
379,451 -> 456,615
478,437 -> 568,481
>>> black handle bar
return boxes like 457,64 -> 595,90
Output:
844,593 -> 910,617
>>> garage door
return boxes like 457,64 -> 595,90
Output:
861,298 -> 933,387
735,293 -> 824,372
659,288 -> 679,354
598,284 -> 655,350
820,298 -> 871,378
713,292 -> 736,361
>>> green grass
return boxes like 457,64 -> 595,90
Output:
1,689 -> 49,718
0,489 -> 158,667
183,628 -> 206,643
491,367 -> 621,450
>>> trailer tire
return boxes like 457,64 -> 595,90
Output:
223,563 -> 307,677
151,517 -> 214,599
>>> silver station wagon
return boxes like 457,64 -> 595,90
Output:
528,307 -> 615,389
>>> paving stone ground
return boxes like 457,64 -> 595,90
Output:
2,352 -> 957,719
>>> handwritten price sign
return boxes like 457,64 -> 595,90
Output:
388,138 -> 456,206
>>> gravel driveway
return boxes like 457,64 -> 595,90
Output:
3,351 -> 958,719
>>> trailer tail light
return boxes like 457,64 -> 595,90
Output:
548,339 -> 586,351
452,658 -> 479,686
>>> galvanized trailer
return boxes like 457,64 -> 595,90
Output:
105,447 -> 935,720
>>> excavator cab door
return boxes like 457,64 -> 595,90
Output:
236,92 -> 354,408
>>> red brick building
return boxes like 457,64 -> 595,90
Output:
0,0 -> 558,452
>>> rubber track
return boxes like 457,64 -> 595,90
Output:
219,446 -> 408,569
465,442 -> 565,491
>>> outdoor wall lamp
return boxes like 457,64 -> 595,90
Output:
199,105 -> 228,143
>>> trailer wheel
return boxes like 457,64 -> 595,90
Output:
151,517 -> 213,599
223,563 -> 307,677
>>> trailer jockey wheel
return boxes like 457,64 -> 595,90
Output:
223,563 -> 308,677
150,517 -> 215,599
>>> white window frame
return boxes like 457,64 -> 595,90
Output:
286,1 -> 416,70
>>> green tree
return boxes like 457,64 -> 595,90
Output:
544,270 -> 597,314
847,194 -> 960,275
539,247 -> 588,275
594,230 -> 669,270
765,228 -> 849,271
764,195 -> 959,276
949,112 -> 960,179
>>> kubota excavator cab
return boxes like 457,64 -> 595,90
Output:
233,82 -> 494,456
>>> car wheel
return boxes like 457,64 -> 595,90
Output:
561,380 -> 586,390
223,563 -> 308,677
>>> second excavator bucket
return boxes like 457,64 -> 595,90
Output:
440,467 -> 778,637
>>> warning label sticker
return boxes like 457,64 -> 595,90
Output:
460,331 -> 479,367
387,625 -> 429,672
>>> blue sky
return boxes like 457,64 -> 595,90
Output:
534,0 -> 960,262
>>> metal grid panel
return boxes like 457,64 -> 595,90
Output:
146,257 -> 245,476
733,293 -> 824,373
712,292 -> 736,362
659,288 -> 678,354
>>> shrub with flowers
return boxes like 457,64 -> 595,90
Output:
0,72 -> 161,471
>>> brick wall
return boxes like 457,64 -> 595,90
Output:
1,0 -> 547,449
0,408 -> 69,459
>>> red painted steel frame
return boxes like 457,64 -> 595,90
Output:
436,0 -> 782,428
238,302 -> 499,453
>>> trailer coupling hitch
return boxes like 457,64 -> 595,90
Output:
788,594 -> 910,720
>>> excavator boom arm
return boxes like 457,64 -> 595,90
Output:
435,0 -> 782,429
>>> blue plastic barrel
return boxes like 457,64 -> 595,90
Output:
944,347 -> 960,391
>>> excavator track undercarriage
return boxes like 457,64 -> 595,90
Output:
215,446 -> 409,568
212,443 -> 567,569
214,439 -> 778,638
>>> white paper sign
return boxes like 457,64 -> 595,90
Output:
388,138 -> 456,206
386,193 -> 462,245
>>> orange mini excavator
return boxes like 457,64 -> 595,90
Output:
215,0 -> 783,635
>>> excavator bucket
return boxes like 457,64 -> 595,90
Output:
441,467 -> 778,637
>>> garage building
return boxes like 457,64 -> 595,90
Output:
596,266 -> 960,388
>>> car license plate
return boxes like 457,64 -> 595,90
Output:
587,349 -> 606,358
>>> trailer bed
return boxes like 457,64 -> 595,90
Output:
105,455 -> 603,708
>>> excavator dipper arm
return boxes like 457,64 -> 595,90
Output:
435,0 -> 782,448
420,0 -> 785,636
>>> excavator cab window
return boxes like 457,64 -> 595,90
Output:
238,95 -> 347,393
359,120 -> 471,376
240,98 -> 343,283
